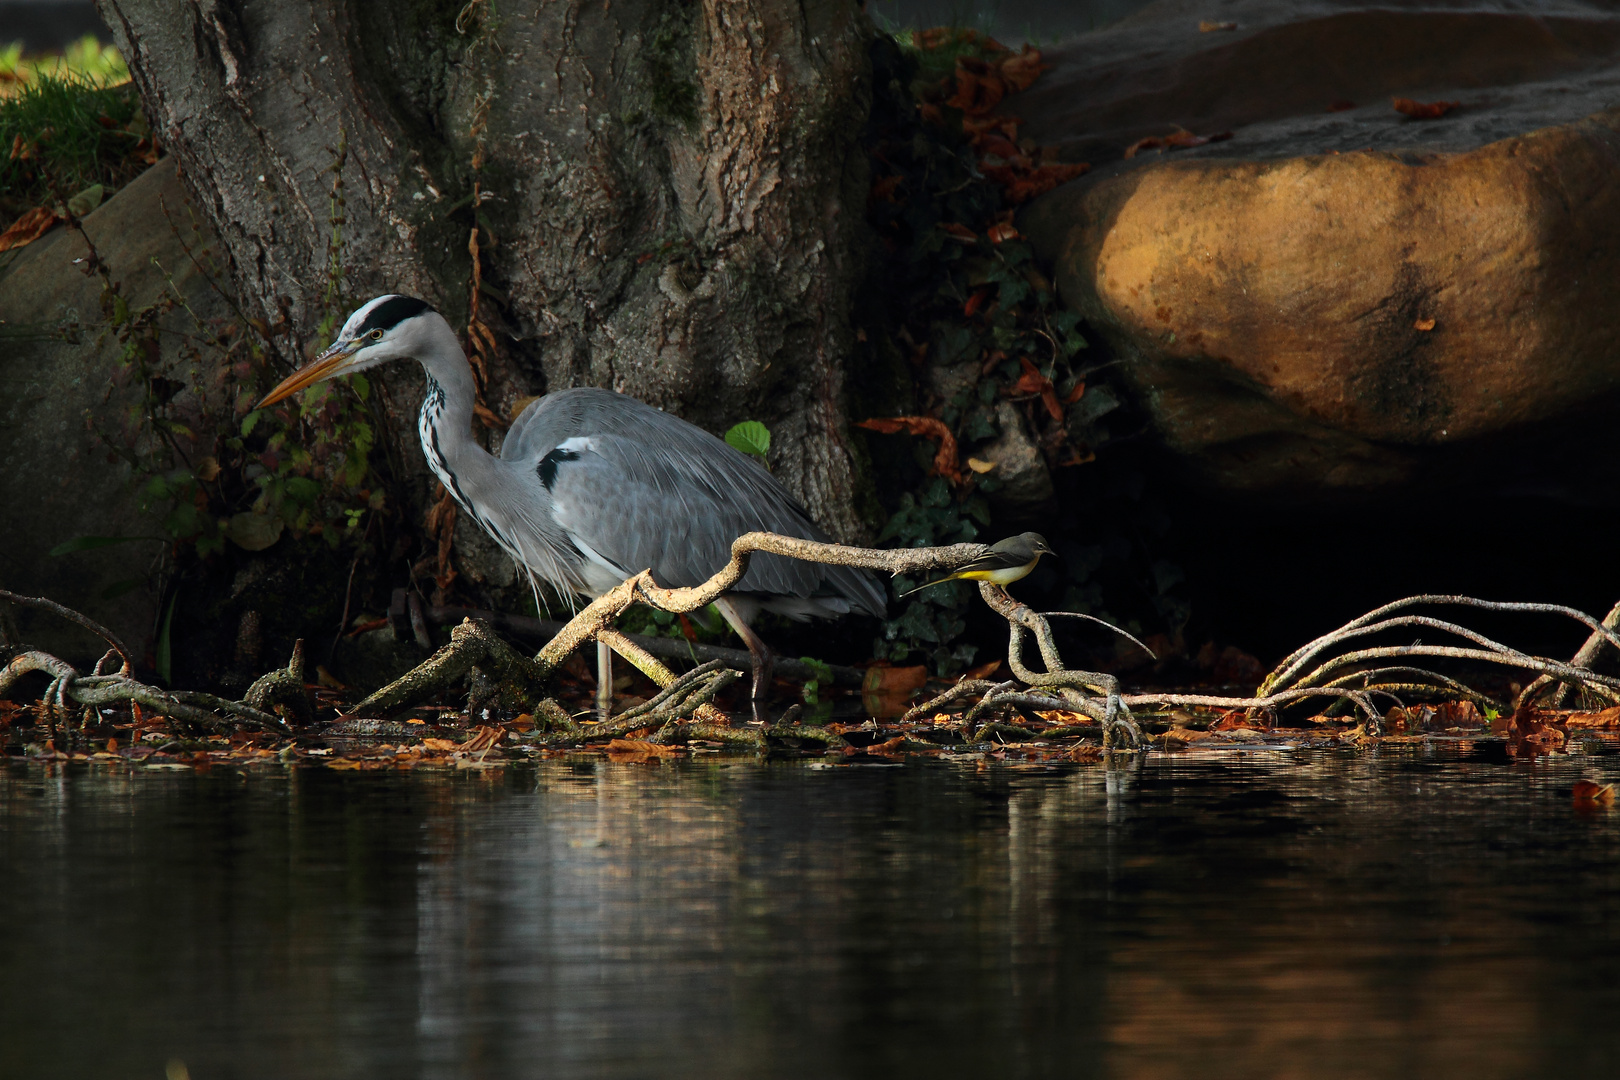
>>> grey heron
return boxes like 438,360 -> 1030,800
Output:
259,295 -> 886,720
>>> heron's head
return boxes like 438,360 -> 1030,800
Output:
258,295 -> 445,407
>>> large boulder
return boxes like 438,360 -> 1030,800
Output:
0,163 -> 229,663
1020,0 -> 1620,496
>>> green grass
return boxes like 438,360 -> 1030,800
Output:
0,39 -> 147,226
0,74 -> 148,225
0,36 -> 129,86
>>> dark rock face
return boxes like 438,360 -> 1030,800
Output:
1019,0 -> 1620,498
0,163 -> 228,663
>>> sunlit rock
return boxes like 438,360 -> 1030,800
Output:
1021,0 -> 1620,496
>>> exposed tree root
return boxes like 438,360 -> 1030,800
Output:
346,531 -> 1151,748
907,594 -> 1620,740
9,557 -> 1620,755
0,648 -> 290,736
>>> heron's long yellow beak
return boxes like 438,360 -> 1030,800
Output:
257,339 -> 360,408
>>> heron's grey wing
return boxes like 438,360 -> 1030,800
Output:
505,388 -> 884,614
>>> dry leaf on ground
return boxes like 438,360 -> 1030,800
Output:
605,739 -> 681,763
0,206 -> 60,252
1567,707 -> 1620,729
1393,97 -> 1459,119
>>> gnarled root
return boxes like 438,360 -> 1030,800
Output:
244,639 -> 313,726
0,648 -> 291,736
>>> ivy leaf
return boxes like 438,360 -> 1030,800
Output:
283,476 -> 323,505
724,420 -> 771,462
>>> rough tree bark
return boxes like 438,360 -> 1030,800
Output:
95,0 -> 876,541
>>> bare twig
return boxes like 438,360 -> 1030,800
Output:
1263,596 -> 1620,695
0,589 -> 134,676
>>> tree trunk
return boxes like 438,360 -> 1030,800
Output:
96,0 -> 875,541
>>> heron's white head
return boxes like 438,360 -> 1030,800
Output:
258,295 -> 449,407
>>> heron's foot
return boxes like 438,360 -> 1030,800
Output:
596,639 -> 614,722
748,649 -> 775,725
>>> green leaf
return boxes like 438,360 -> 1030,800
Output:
724,420 -> 771,461
48,535 -> 146,556
241,409 -> 264,437
283,476 -> 322,505
800,657 -> 834,707
65,183 -> 104,217
224,511 -> 284,551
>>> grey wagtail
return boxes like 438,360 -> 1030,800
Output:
899,532 -> 1056,597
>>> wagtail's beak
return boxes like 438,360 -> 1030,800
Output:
257,338 -> 360,408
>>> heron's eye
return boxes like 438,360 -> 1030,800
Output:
370,328 -> 384,341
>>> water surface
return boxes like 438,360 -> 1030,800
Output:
2,749 -> 1618,1078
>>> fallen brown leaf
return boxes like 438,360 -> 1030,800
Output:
1413,317 -> 1436,331
1566,706 -> 1620,729
869,174 -> 903,204
461,725 -> 504,752
961,658 -> 1003,680
980,161 -> 1089,203
1009,357 -> 1064,420
1393,97 -> 1459,120
944,64 -> 1006,116
986,220 -> 1020,244
1210,709 -> 1269,731
862,664 -> 929,719
1125,129 -> 1232,159
605,738 -> 681,763
863,665 -> 929,694
1435,700 -> 1484,729
1507,704 -> 1567,757
1573,780 -> 1615,805
0,205 -> 60,253
852,735 -> 908,756
997,45 -> 1050,92
963,286 -> 993,318
854,416 -> 964,483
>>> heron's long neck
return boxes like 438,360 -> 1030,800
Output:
415,330 -> 490,512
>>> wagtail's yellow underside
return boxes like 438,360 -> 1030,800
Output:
900,531 -> 1056,597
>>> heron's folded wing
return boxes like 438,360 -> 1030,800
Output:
509,387 -> 884,615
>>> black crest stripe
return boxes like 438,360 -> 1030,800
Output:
356,295 -> 433,336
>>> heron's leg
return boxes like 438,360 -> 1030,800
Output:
714,596 -> 774,724
596,639 -> 613,721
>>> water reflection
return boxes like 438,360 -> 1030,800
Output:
0,752 -> 1616,1077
